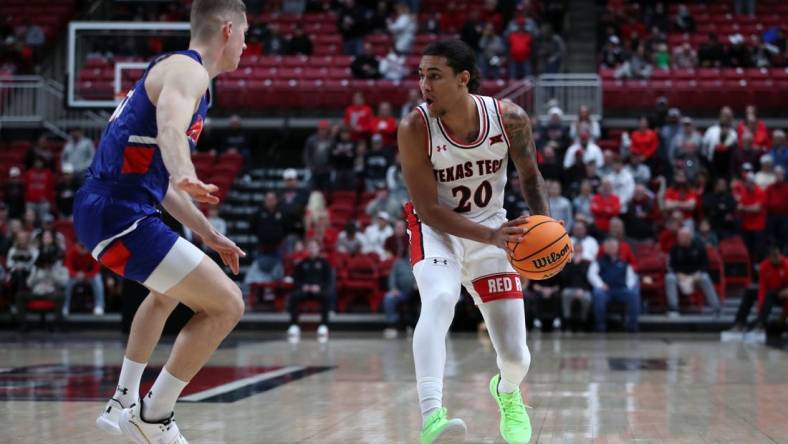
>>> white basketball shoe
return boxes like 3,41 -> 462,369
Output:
118,398 -> 189,444
95,397 -> 125,435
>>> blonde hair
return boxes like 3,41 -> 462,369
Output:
190,0 -> 246,42
304,191 -> 329,231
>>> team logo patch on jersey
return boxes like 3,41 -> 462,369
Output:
187,116 -> 204,145
489,134 -> 504,145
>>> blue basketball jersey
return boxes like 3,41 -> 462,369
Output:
85,49 -> 209,205
74,49 -> 210,281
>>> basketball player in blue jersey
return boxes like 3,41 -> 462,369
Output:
398,40 -> 549,443
76,1 -> 248,442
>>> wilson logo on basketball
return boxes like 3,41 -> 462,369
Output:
531,243 -> 571,269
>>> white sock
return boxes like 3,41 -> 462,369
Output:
417,377 -> 443,425
115,357 -> 146,406
143,367 -> 188,421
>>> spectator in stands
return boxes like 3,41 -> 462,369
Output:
625,184 -> 658,240
61,128 -> 95,177
737,106 -> 771,151
253,191 -> 286,256
665,227 -> 721,317
664,169 -> 699,223
63,241 -> 104,316
331,129 -> 359,189
588,238 -> 640,332
303,120 -> 335,192
384,220 -> 409,258
755,155 -> 777,188
243,250 -> 284,293
571,219 -> 599,262
569,105 -> 601,143
364,134 -> 394,192
24,156 -> 53,223
337,222 -> 364,254
591,178 -> 621,233
460,10 -> 483,52
54,163 -> 79,219
606,155 -> 635,212
286,26 -> 312,55
765,166 -> 787,247
564,129 -> 604,170
572,180 -> 594,225
538,106 -> 571,151
4,166 -> 26,220
536,23 -> 565,74
528,273 -> 562,331
370,102 -> 398,147
344,92 -> 373,141
382,243 -> 417,338
387,3 -> 416,54
538,142 -> 563,184
35,227 -> 63,264
608,217 -> 637,268
504,173 -> 529,218
287,239 -> 333,341
16,252 -> 67,330
263,23 -> 286,55
654,43 -> 671,71
218,114 -> 252,165
660,108 -> 682,152
673,5 -> 696,33
728,245 -> 787,333
337,0 -> 366,56
658,211 -> 682,253
350,42 -> 381,80
734,132 -> 763,177
670,118 -> 702,180
380,48 -> 408,81
23,21 -> 44,57
751,35 -> 778,69
478,22 -> 506,80
386,154 -> 409,203
560,242 -> 592,331
701,178 -> 737,238
771,129 -> 788,172
601,35 -> 628,70
546,180 -> 572,228
703,107 -> 738,179
671,42 -> 698,69
279,169 -> 309,236
698,33 -> 726,68
696,218 -> 718,247
400,89 -> 421,119
628,154 -> 652,185
618,43 -> 653,79
24,134 -> 54,171
424,12 -> 441,34
362,211 -> 393,259
726,34 -> 753,68
206,205 -> 226,237
737,172 -> 767,261
507,17 -> 533,79
6,230 -> 38,303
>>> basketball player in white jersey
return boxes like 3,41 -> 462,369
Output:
398,39 -> 549,444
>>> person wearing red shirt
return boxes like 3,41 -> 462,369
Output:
343,92 -> 373,141
590,178 -> 621,233
599,217 -> 638,270
658,212 -> 682,254
664,170 -> 699,222
24,156 -> 54,222
737,173 -> 767,261
728,245 -> 788,332
63,242 -> 104,316
507,19 -> 532,79
629,116 -> 659,160
369,101 -> 398,147
736,106 -> 771,151
765,166 -> 788,247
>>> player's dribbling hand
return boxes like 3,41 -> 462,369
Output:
175,176 -> 220,204
491,215 -> 530,249
204,232 -> 246,275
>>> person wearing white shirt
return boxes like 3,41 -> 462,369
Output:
587,238 -> 640,332
363,211 -> 394,259
564,130 -> 604,170
570,220 -> 598,261
61,128 -> 95,175
569,105 -> 601,143
702,107 -> 737,178
387,3 -> 416,54
606,155 -> 635,212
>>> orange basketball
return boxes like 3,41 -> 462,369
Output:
506,215 -> 572,280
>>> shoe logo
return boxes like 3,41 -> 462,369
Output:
118,386 -> 129,395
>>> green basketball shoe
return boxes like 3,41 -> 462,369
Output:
419,407 -> 467,444
489,374 -> 532,443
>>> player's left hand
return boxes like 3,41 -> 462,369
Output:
204,232 -> 246,275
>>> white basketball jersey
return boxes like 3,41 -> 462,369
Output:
414,95 -> 510,223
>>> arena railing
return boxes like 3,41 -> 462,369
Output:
533,73 -> 602,122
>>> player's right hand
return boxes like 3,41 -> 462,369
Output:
175,176 -> 220,204
491,215 -> 529,249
